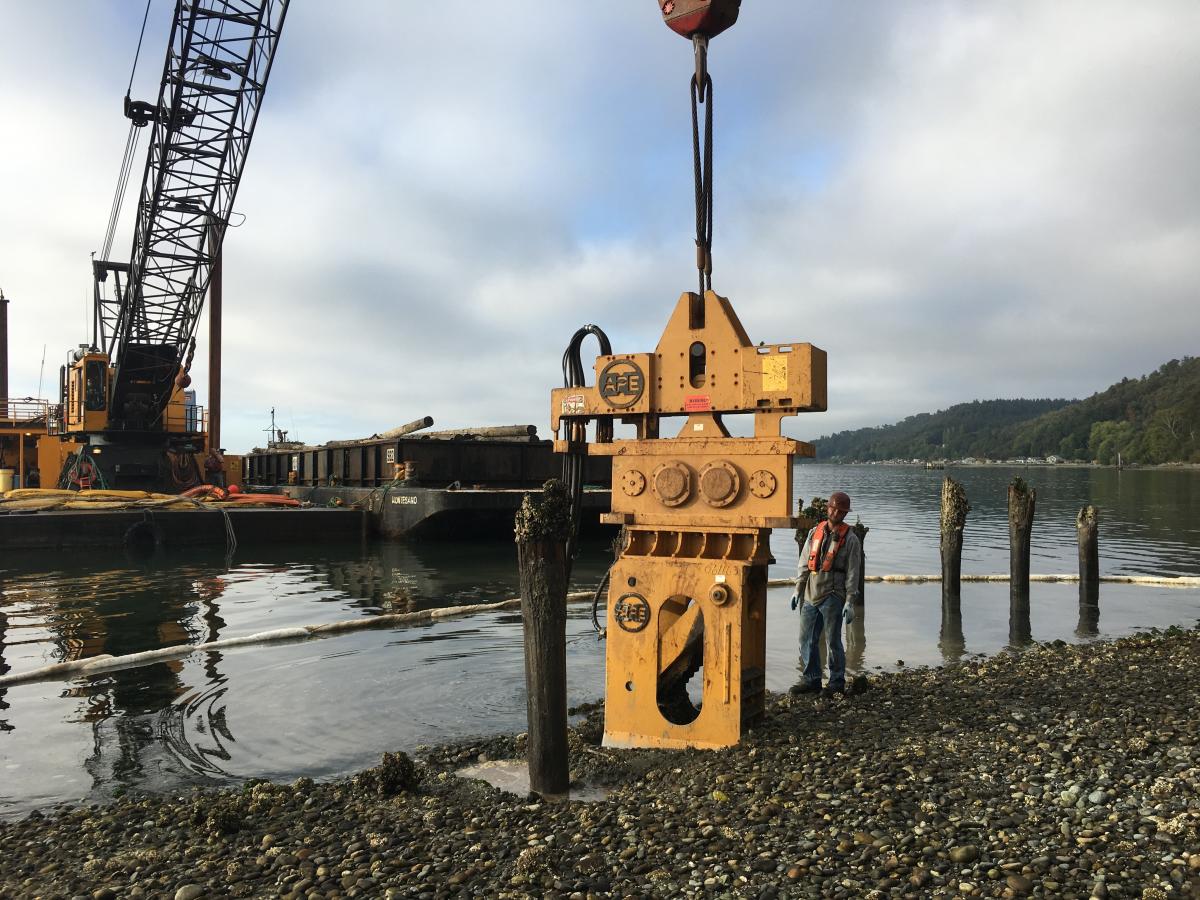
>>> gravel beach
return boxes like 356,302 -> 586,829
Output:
2,626 -> 1198,899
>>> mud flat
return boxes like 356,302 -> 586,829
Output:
3,627 -> 1198,899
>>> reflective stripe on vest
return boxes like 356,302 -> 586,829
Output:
806,521 -> 851,573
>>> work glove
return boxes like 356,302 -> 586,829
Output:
843,603 -> 855,624
789,593 -> 799,611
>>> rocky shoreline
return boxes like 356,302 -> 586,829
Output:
3,627 -> 1198,899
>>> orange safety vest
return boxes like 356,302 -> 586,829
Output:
806,521 -> 851,573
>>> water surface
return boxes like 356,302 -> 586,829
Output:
1,464 -> 1197,818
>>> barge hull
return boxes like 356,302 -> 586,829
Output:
284,486 -> 612,540
0,507 -> 363,552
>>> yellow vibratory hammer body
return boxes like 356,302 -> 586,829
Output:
551,289 -> 827,749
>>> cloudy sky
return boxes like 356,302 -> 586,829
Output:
1,2 -> 1197,452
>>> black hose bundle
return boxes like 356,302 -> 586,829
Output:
560,325 -> 612,579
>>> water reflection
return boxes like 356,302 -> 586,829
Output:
1077,574 -> 1101,639
938,602 -> 966,664
0,605 -> 11,733
845,603 -> 866,673
1008,594 -> 1033,648
63,564 -> 230,795
159,672 -> 236,778
314,541 -> 612,612
1076,600 -> 1101,638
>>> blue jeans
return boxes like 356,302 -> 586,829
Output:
798,594 -> 846,690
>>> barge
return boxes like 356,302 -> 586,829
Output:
0,424 -> 612,552
242,422 -> 612,540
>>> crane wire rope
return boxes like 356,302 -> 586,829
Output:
691,67 -> 715,294
100,125 -> 143,262
98,0 -> 154,297
127,0 -> 155,97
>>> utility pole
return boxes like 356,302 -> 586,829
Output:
0,288 -> 9,415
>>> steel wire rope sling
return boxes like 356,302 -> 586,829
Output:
668,0 -> 737,296
691,34 -> 715,296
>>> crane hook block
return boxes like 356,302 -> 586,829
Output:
658,0 -> 741,40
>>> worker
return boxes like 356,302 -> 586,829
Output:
26,468 -> 40,488
789,490 -> 863,697
204,447 -> 227,488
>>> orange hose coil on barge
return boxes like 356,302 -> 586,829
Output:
186,485 -> 301,507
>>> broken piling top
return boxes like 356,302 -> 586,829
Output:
514,479 -> 572,544
1077,504 -> 1099,531
1008,476 -> 1037,538
940,475 -> 970,533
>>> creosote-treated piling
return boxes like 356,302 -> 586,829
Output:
794,496 -> 826,555
845,519 -> 869,671
1008,476 -> 1036,646
851,519 -> 869,609
514,479 -> 571,797
939,476 -> 970,614
1077,505 -> 1100,636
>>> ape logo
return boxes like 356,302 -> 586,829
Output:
598,360 -> 645,409
613,593 -> 651,632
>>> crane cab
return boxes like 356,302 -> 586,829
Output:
61,348 -> 203,438
63,349 -> 112,434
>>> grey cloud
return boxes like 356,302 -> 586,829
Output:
2,2 -> 1197,452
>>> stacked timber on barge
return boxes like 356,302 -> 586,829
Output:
242,421 -> 612,539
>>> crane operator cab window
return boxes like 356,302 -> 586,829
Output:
84,360 -> 107,411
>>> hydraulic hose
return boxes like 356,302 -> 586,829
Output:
560,324 -> 612,582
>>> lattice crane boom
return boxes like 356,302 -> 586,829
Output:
96,0 -> 289,431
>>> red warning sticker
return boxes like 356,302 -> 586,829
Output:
684,395 -> 711,412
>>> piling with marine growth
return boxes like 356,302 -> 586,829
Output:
939,476 -> 970,614
851,519 -> 869,609
514,479 -> 571,797
1007,476 -> 1036,645
1077,505 -> 1100,636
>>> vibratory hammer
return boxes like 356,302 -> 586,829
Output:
551,290 -> 827,749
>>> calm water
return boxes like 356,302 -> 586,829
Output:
1,464 -> 1198,819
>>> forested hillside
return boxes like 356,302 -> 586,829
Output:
814,357 -> 1200,464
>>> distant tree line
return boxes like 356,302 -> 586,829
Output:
813,357 -> 1200,465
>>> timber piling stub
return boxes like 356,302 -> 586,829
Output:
1077,504 -> 1101,636
939,475 -> 969,614
514,479 -> 571,797
1007,476 -> 1036,644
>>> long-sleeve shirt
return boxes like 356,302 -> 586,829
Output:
795,524 -> 863,605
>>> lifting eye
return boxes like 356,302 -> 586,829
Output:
689,341 -> 706,388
